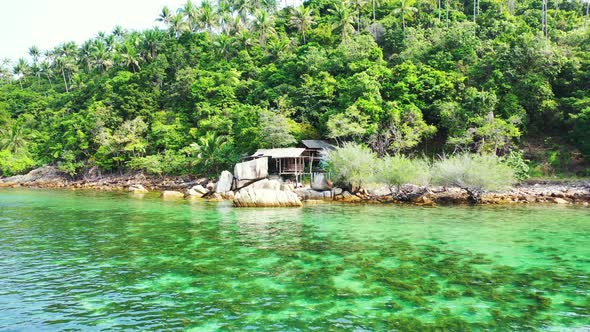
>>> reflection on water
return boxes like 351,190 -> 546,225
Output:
0,189 -> 589,331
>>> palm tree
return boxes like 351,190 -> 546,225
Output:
141,29 -> 164,62
170,13 -> 189,38
266,36 -> 290,60
290,6 -> 315,44
329,3 -> 355,42
394,0 -> 418,31
91,41 -> 113,73
234,0 -> 253,23
112,25 -> 127,40
178,0 -> 199,32
156,6 -> 173,25
191,133 -> 228,174
234,29 -> 255,49
40,60 -> 53,89
0,59 -> 12,86
226,15 -> 245,35
0,122 -> 28,156
371,0 -> 381,22
79,41 -> 94,72
198,0 -> 219,32
253,10 -> 276,45
13,58 -> 29,89
28,46 -> 42,85
347,0 -> 368,32
119,42 -> 142,72
214,34 -> 235,60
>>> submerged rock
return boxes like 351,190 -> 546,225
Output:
128,184 -> 148,194
161,190 -> 184,199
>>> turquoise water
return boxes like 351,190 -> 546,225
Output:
0,189 -> 589,331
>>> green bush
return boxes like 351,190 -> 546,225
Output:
128,150 -> 189,176
0,149 -> 35,176
503,150 -> 530,181
431,154 -> 515,201
375,155 -> 430,194
327,142 -> 377,191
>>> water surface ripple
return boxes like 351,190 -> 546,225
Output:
0,189 -> 589,331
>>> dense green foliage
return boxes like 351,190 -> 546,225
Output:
1,0 -> 589,177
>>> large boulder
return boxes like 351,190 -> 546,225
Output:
234,180 -> 302,207
234,158 -> 269,188
215,170 -> 234,193
311,173 -> 332,191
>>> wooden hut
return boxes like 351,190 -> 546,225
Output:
243,140 -> 335,183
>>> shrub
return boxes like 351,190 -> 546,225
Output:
503,150 -> 530,181
375,155 -> 430,195
0,149 -> 36,177
431,154 -> 515,202
327,142 -> 377,191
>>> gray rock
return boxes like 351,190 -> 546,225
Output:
192,185 -> 209,196
311,173 -> 332,191
216,170 -> 233,193
234,158 -> 268,184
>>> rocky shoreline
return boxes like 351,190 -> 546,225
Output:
1,166 -> 589,206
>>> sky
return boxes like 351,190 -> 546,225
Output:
0,0 -> 187,62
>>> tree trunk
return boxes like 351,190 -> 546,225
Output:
61,69 -> 69,93
402,8 -> 406,30
585,0 -> 589,29
446,0 -> 450,29
373,0 -> 376,21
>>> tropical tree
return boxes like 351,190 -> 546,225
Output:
28,46 -> 41,65
91,41 -> 113,73
328,3 -> 355,42
156,6 -> 173,25
347,0 -> 369,32
393,0 -> 418,30
252,10 -> 276,45
179,0 -> 199,32
201,1 -> 219,33
290,6 -> 315,44
13,58 -> 29,89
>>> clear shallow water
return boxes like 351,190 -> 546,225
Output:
0,189 -> 589,331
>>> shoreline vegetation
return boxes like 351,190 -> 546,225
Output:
1,0 -> 590,185
1,165 -> 588,206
